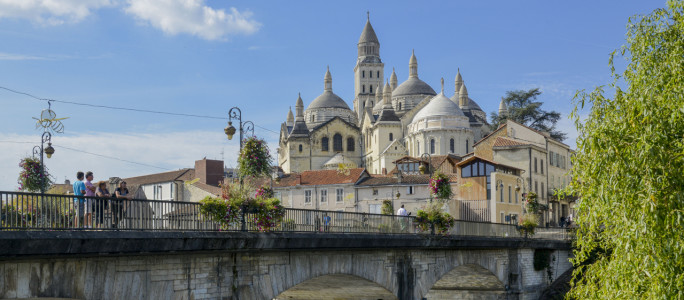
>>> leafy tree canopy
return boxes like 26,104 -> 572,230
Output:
568,1 -> 684,298
490,88 -> 566,141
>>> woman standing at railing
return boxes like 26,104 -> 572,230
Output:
94,181 -> 110,229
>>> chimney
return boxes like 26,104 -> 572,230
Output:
295,174 -> 302,185
195,158 -> 225,186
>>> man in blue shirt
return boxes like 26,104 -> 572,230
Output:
72,171 -> 86,228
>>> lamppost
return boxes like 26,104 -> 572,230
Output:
223,107 -> 254,232
224,107 -> 254,152
32,131 -> 55,194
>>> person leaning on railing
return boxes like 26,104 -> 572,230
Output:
94,181 -> 110,229
111,181 -> 132,229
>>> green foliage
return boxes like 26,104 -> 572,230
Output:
534,249 -> 553,271
567,2 -> 684,298
200,182 -> 285,232
518,214 -> 538,237
415,201 -> 455,234
381,199 -> 393,215
237,136 -> 272,179
489,88 -> 566,141
523,192 -> 546,214
17,156 -> 52,192
429,171 -> 453,200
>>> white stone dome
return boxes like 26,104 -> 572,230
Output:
392,77 -> 436,97
413,92 -> 465,122
307,91 -> 351,110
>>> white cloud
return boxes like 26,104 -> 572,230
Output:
0,0 -> 114,25
0,52 -> 48,60
0,130 -> 265,191
125,0 -> 260,41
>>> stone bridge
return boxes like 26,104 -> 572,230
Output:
0,231 -> 572,300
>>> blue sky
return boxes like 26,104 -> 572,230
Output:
0,0 -> 666,190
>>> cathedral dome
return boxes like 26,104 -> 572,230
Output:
413,92 -> 464,122
307,91 -> 351,110
392,77 -> 436,97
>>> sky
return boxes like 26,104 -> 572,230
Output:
0,0 -> 667,191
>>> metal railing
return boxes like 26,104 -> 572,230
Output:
0,191 -> 572,240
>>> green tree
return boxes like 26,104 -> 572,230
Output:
490,88 -> 566,141
568,1 -> 684,298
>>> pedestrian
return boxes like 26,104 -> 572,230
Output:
84,171 -> 96,229
396,205 -> 408,231
113,181 -> 132,228
323,213 -> 331,232
94,181 -> 110,228
72,171 -> 86,228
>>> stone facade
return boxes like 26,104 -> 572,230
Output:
0,248 -> 572,300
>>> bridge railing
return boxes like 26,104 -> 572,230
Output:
0,191 -> 572,240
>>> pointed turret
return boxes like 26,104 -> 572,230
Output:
409,50 -> 418,78
377,80 -> 400,123
498,97 -> 508,117
390,68 -> 398,90
324,66 -> 332,92
383,81 -> 392,105
286,107 -> 294,126
290,93 -> 309,137
459,82 -> 469,109
357,12 -> 380,57
454,68 -> 463,98
375,83 -> 382,106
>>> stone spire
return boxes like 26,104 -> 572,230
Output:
358,12 -> 380,57
286,106 -> 294,126
324,66 -> 332,92
290,93 -> 309,137
440,78 -> 445,95
375,83 -> 382,106
383,80 -> 392,105
295,93 -> 304,120
454,68 -> 463,98
409,50 -> 418,78
459,82 -> 469,109
499,97 -> 508,117
390,68 -> 398,90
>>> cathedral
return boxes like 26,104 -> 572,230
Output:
277,15 -> 492,174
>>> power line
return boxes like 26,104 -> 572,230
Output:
0,140 -> 170,170
54,144 -> 171,171
0,85 -> 280,135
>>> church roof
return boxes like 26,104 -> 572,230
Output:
392,77 -> 436,97
289,120 -> 310,137
413,92 -> 464,122
323,153 -> 355,167
310,116 -> 359,132
358,19 -> 379,44
376,106 -> 400,122
307,91 -> 351,110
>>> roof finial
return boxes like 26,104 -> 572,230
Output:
440,78 -> 444,94
367,11 -> 370,21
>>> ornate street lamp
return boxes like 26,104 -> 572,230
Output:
224,106 -> 254,152
32,131 -> 54,194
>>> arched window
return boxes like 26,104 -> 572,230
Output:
450,138 -> 455,153
466,140 -> 469,153
377,71 -> 380,78
369,85 -> 373,94
362,85 -> 365,94
333,134 -> 343,152
362,70 -> 365,78
417,141 -> 420,154
347,137 -> 355,151
430,139 -> 435,154
389,133 -> 393,141
321,137 -> 329,151
311,115 -> 315,122
298,144 -> 303,152
398,102 -> 402,111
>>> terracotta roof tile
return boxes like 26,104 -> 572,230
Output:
273,168 -> 367,187
124,169 -> 195,186
492,137 -> 530,148
357,174 -> 430,186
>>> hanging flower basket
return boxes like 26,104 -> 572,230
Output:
17,156 -> 52,192
201,183 -> 284,232
415,209 -> 455,234
429,171 -> 453,200
238,136 -> 272,178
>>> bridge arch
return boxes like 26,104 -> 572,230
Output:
423,264 -> 506,300
274,274 -> 397,300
